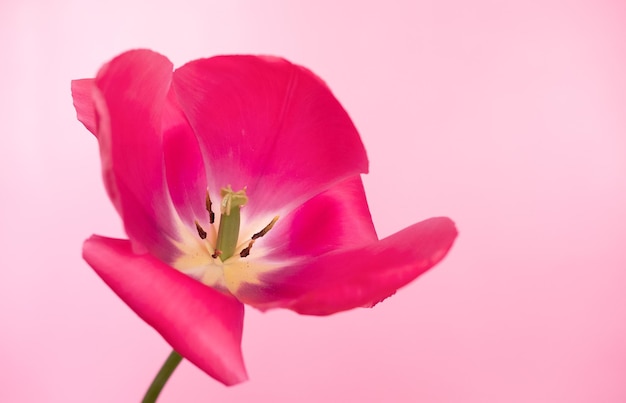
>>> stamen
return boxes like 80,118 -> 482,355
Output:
252,216 -> 279,240
240,241 -> 254,257
212,249 -> 222,259
195,220 -> 207,239
239,216 -> 279,258
205,191 -> 215,224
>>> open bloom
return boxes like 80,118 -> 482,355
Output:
72,50 -> 457,386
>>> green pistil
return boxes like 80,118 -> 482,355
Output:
214,185 -> 248,261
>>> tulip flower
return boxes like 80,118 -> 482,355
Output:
72,49 -> 457,399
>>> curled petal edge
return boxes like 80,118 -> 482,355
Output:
71,78 -> 97,136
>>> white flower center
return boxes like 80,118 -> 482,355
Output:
171,186 -> 278,293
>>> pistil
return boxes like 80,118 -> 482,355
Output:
213,186 -> 248,261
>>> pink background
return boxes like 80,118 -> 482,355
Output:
1,1 -> 625,402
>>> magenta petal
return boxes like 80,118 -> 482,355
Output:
239,217 -> 458,315
172,56 -> 369,218
162,88 -> 210,230
71,79 -> 97,136
91,50 -> 181,260
83,235 -> 248,386
265,176 -> 378,258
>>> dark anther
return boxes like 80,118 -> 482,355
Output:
240,247 -> 251,257
206,191 -> 215,224
195,220 -> 207,239
239,216 -> 278,257
252,216 -> 279,240
212,249 -> 222,259
240,241 -> 254,258
240,217 -> 279,258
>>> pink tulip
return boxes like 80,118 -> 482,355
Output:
72,49 -> 457,386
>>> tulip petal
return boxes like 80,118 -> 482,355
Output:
172,56 -> 369,219
83,235 -> 248,386
262,175 -> 378,258
89,50 -> 184,261
162,87 -> 211,232
231,217 -> 457,315
71,78 -> 97,136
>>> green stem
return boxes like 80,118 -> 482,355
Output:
142,350 -> 183,403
